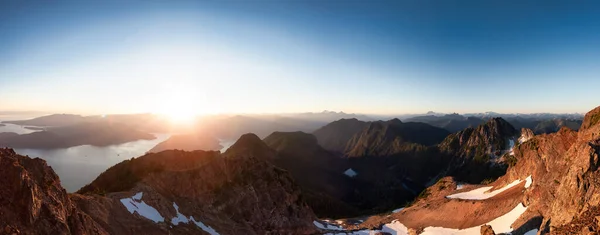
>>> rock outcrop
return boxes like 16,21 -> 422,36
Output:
0,148 -> 106,234
480,225 -> 496,235
439,117 -> 519,183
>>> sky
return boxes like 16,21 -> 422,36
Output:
1,0 -> 599,115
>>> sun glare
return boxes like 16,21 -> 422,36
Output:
155,85 -> 203,124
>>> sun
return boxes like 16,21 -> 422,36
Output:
155,85 -> 203,124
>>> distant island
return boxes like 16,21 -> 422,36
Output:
148,134 -> 222,153
0,121 -> 155,149
24,126 -> 46,131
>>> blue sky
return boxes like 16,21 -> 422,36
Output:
1,0 -> 599,115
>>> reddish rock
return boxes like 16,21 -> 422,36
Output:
480,225 -> 495,235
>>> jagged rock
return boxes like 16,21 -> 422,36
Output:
480,224 -> 495,235
0,148 -> 107,234
440,117 -> 518,183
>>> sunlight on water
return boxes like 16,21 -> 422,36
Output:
15,134 -> 170,192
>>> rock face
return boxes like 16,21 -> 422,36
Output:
0,148 -> 106,234
439,117 -> 519,183
312,118 -> 370,153
345,119 -> 450,157
0,134 -> 318,235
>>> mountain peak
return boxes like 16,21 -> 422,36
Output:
224,133 -> 276,159
581,106 -> 600,130
263,131 -> 318,152
387,118 -> 403,124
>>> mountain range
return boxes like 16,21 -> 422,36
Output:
1,107 -> 598,234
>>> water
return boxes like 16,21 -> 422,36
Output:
218,138 -> 237,152
15,134 -> 170,192
0,123 -> 39,134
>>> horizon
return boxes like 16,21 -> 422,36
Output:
2,1 -> 600,120
0,108 -> 588,120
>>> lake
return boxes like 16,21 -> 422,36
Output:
14,134 -> 171,192
2,118 -> 238,193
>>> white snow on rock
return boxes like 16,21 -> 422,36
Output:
456,183 -> 465,190
518,134 -> 531,144
507,139 -> 516,156
171,203 -> 189,225
392,208 -> 404,213
446,175 -> 532,200
381,220 -> 410,234
120,192 -> 165,223
420,203 -> 528,235
344,168 -> 358,177
170,202 -> 220,235
524,228 -> 539,235
190,216 -> 220,235
314,220 -> 344,231
323,219 -> 409,235
525,175 -> 533,188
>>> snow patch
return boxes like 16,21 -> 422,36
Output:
321,219 -> 409,235
507,139 -> 516,156
120,192 -> 165,223
447,175 -> 532,200
524,228 -> 539,235
314,220 -> 344,231
525,175 -> 533,188
456,183 -> 465,190
191,216 -> 220,235
170,203 -> 189,225
170,202 -> 220,235
518,133 -> 531,144
420,203 -> 528,235
392,208 -> 404,213
344,168 -> 357,177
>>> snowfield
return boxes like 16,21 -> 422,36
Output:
321,203 -> 527,235
120,192 -> 165,223
420,203 -> 527,235
318,176 -> 534,234
446,175 -> 532,200
170,202 -> 220,235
